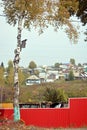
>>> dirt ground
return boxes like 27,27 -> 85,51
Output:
0,124 -> 87,130
0,120 -> 87,130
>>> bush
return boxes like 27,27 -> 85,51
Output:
43,87 -> 68,103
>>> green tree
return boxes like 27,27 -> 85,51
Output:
18,69 -> 27,86
70,58 -> 75,65
7,67 -> 14,87
54,62 -> 60,68
8,60 -> 13,67
44,87 -> 68,103
78,63 -> 82,67
7,60 -> 13,72
68,70 -> 74,81
57,89 -> 68,103
34,69 -> 39,76
28,61 -> 37,75
0,62 -> 4,68
29,61 -> 37,70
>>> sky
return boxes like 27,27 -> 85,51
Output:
0,2 -> 87,68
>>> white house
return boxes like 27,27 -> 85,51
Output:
26,75 -> 40,85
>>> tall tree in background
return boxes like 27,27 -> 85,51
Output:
28,61 -> 37,74
7,67 -> 14,87
29,61 -> 37,70
18,69 -> 27,86
0,62 -> 4,68
0,66 -> 5,86
2,0 -> 79,121
7,60 -> 13,72
54,62 -> 60,69
70,58 -> 75,65
68,70 -> 74,81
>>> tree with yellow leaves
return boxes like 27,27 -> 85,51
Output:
2,0 -> 79,121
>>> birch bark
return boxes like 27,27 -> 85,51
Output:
13,16 -> 22,121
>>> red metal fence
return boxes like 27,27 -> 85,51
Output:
0,98 -> 87,128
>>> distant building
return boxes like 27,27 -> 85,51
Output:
26,75 -> 40,85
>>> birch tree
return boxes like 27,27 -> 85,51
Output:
2,0 -> 79,121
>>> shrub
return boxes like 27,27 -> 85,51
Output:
43,87 -> 68,103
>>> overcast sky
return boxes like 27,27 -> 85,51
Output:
0,2 -> 87,68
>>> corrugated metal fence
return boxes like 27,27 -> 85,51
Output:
0,98 -> 87,128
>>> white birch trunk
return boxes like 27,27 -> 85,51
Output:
13,17 -> 22,121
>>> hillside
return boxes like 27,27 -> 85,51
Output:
20,79 -> 87,103
1,80 -> 87,103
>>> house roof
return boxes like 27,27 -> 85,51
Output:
27,75 -> 39,80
